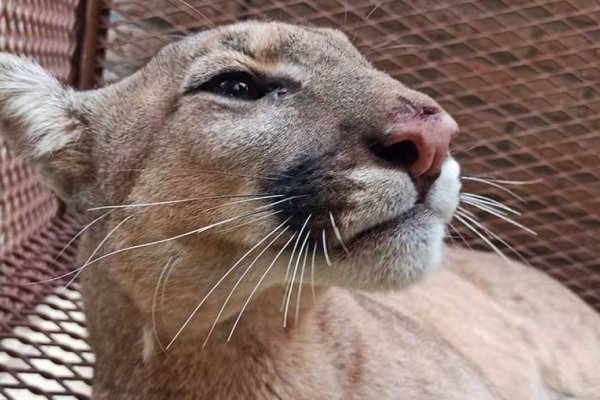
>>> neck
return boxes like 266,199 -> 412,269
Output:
83,264 -> 328,399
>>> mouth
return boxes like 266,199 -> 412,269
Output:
338,203 -> 447,254
337,158 -> 461,249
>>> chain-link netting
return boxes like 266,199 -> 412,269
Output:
0,1 -> 93,399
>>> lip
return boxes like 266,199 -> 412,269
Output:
339,203 -> 448,254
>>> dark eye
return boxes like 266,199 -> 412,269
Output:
191,71 -> 260,100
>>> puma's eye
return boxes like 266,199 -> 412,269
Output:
192,71 -> 260,100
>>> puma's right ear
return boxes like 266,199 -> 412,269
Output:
0,53 -> 93,200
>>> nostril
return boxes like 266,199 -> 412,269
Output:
419,106 -> 438,117
370,139 -> 419,171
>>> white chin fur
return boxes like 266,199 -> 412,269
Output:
425,157 -> 461,222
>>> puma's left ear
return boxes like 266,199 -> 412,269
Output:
0,52 -> 92,200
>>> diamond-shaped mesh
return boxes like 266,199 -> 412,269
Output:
0,1 -> 93,399
1,0 -> 599,398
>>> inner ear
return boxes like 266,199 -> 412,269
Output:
0,53 -> 93,201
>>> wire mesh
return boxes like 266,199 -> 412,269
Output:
0,1 -> 92,399
1,0 -> 599,398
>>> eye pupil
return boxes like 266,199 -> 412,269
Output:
218,78 -> 253,99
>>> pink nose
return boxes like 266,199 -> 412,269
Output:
382,107 -> 459,177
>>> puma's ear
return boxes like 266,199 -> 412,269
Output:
0,53 -> 92,200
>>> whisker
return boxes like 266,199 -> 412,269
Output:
294,233 -> 311,327
53,210 -> 113,261
322,229 -> 332,266
461,193 -> 520,215
364,2 -> 382,21
454,211 -> 512,265
461,176 -> 526,202
284,230 -> 310,328
202,222 -> 290,348
363,40 -> 419,56
166,218 -> 290,349
29,215 -> 134,286
444,227 -> 456,246
448,223 -> 472,250
458,209 -> 531,266
461,197 -> 510,217
311,241 -> 318,303
473,177 -> 543,186
344,0 -> 348,26
215,210 -> 282,233
88,194 -> 282,211
282,215 -> 312,301
329,212 -> 349,254
152,257 -> 174,356
174,0 -> 215,26
65,215 -> 136,288
256,195 -> 310,211
160,256 -> 179,314
100,167 -> 290,181
227,234 -> 296,341
74,208 -> 269,274
462,199 -> 536,236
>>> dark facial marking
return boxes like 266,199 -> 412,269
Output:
265,153 -> 358,234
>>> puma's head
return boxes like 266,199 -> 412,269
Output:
0,22 -> 460,333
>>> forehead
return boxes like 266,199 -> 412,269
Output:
180,22 -> 365,68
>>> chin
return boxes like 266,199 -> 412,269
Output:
326,206 -> 447,292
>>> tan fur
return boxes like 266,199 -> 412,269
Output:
1,22 -> 599,399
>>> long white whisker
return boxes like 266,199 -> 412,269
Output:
166,218 -> 290,349
364,2 -> 382,21
174,0 -> 215,26
160,256 -> 179,313
88,194 -> 283,211
215,210 -> 282,233
202,223 -> 290,348
29,215 -> 134,286
227,234 -> 296,342
461,193 -> 520,215
295,234 -> 311,327
461,197 -> 509,217
64,214 -> 136,288
227,233 -> 296,342
321,229 -> 332,266
462,200 -> 536,236
282,215 -> 312,302
255,195 -> 309,211
103,167 -> 291,181
457,208 -> 531,266
54,210 -> 113,261
80,208 -> 268,272
445,227 -> 456,246
461,176 -> 526,202
283,228 -> 311,328
448,223 -> 472,250
454,211 -> 512,265
473,177 -> 542,185
152,257 -> 174,356
311,241 -> 318,303
329,212 -> 349,254
282,232 -> 302,294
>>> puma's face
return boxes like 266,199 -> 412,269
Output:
0,22 -> 460,306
